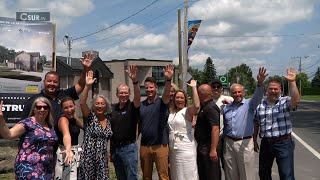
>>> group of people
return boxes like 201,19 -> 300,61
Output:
0,53 -> 300,180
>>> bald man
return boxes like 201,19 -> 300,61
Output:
195,84 -> 221,180
222,67 -> 267,180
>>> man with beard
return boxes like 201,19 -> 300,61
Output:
254,67 -> 299,180
21,52 -> 93,127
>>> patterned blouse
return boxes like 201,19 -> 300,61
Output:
79,111 -> 113,180
15,117 -> 58,180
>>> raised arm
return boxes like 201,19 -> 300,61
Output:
74,115 -> 84,129
251,67 -> 268,108
0,101 -> 25,140
126,65 -> 141,108
162,64 -> 174,104
283,67 -> 300,108
75,52 -> 93,95
80,70 -> 96,118
185,80 -> 200,122
58,117 -> 73,164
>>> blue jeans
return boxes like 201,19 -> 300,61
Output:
259,138 -> 295,180
111,143 -> 139,180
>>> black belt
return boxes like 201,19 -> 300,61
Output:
111,140 -> 135,148
262,134 -> 291,143
227,136 -> 252,141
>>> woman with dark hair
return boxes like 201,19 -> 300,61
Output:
78,70 -> 113,180
168,80 -> 200,180
55,97 -> 83,180
0,97 -> 58,179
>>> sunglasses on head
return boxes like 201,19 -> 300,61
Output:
212,85 -> 221,89
35,105 -> 49,110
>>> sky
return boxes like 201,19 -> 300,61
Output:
1,0 -> 320,79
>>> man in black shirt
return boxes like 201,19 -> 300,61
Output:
21,52 -> 93,127
195,84 -> 221,180
110,65 -> 140,180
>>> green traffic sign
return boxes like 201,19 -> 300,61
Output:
219,75 -> 228,87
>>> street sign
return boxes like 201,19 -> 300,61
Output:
179,72 -> 192,82
219,75 -> 228,87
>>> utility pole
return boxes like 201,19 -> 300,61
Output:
182,0 -> 188,91
63,34 -> 73,66
178,9 -> 182,89
291,56 -> 304,96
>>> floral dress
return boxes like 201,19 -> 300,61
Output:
79,112 -> 113,180
15,117 -> 58,180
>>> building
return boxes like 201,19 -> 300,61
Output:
8,51 -> 41,71
104,58 -> 173,103
56,54 -> 113,115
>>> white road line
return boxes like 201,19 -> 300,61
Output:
292,132 -> 320,160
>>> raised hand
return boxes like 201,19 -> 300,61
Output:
85,70 -> 96,85
126,65 -> 138,82
163,64 -> 174,81
80,52 -> 94,70
257,67 -> 268,85
187,79 -> 197,88
283,67 -> 296,82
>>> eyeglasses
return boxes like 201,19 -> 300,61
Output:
35,105 -> 49,110
212,86 -> 221,89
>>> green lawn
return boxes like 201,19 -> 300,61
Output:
301,95 -> 320,101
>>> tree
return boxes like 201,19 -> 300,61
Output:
228,63 -> 255,95
39,55 -> 47,64
311,67 -> 320,88
201,57 -> 217,84
188,66 -> 203,84
0,45 -> 16,63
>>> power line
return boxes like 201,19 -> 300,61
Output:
73,2 -> 184,48
73,0 -> 159,41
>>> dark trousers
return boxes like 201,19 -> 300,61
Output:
259,138 -> 295,180
197,143 -> 221,180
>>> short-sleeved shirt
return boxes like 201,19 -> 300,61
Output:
254,96 -> 293,138
139,97 -> 169,145
56,117 -> 80,146
110,101 -> 139,144
213,95 -> 234,134
195,100 -> 220,144
21,87 -> 79,128
15,117 -> 58,180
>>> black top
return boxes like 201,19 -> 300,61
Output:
21,87 -> 79,130
139,97 -> 169,145
110,101 -> 139,144
195,100 -> 220,144
56,117 -> 80,146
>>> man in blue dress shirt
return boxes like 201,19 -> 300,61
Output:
222,67 -> 267,180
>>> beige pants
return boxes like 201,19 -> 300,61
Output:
223,137 -> 255,180
55,145 -> 82,180
140,144 -> 169,180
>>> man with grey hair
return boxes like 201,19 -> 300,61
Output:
222,67 -> 267,180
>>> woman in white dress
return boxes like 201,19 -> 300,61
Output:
168,79 -> 200,180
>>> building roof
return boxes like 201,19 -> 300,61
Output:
56,56 -> 113,78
